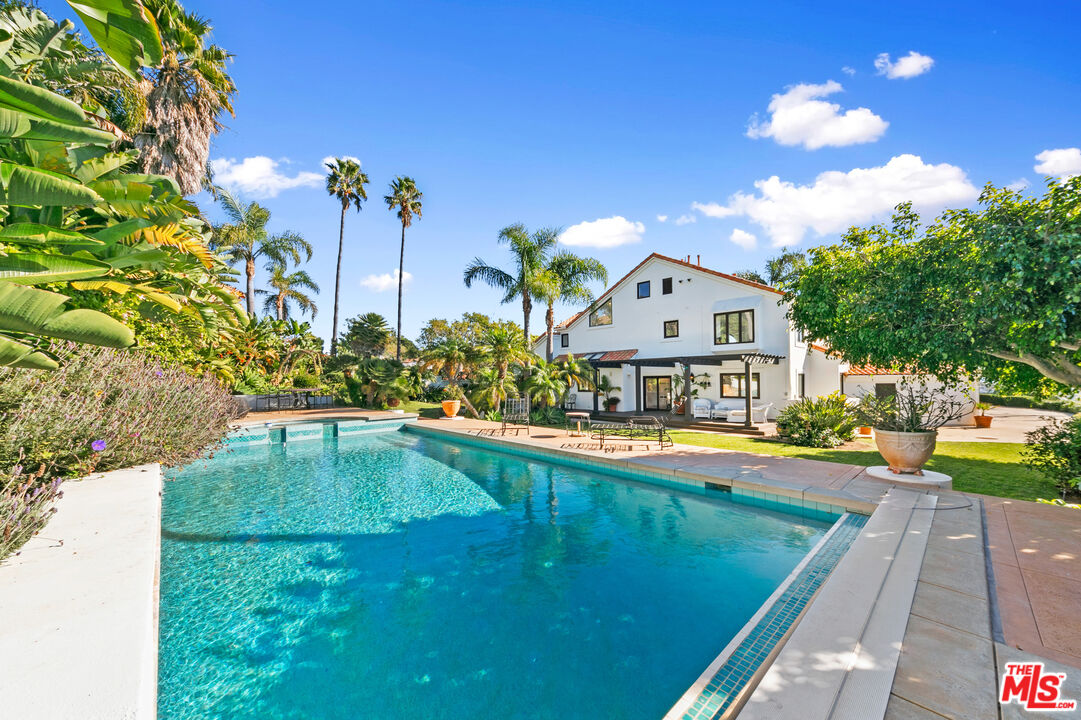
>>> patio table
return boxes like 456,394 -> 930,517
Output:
565,411 -> 591,437
280,388 -> 319,410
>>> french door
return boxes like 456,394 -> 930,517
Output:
643,376 -> 672,411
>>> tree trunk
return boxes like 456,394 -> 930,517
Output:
396,223 -> 406,361
522,289 -> 532,348
331,201 -> 346,356
245,257 -> 256,316
277,293 -> 285,321
451,383 -> 481,419
545,302 -> 555,362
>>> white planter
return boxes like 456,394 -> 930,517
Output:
874,429 -> 937,474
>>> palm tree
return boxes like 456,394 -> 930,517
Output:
765,250 -> 807,289
420,338 -> 482,418
384,176 -> 423,361
325,157 -> 369,355
211,190 -> 312,315
342,312 -> 391,358
525,358 -> 567,408
136,0 -> 236,194
256,263 -> 319,321
463,224 -> 558,346
537,252 -> 607,361
478,325 -> 532,413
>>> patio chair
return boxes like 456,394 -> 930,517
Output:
709,402 -> 730,420
692,398 -> 712,419
502,396 -> 530,436
563,393 -> 577,410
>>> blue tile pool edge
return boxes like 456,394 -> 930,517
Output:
668,512 -> 870,720
223,416 -> 416,445
405,423 -> 860,524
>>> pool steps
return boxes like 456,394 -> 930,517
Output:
223,417 -> 415,445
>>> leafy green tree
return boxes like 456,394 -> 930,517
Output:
417,312 -> 522,349
342,312 -> 391,358
384,175 -> 422,361
463,224 -> 559,345
136,0 -> 236,194
325,157 -> 369,355
210,190 -> 312,316
420,337 -> 481,417
256,262 -> 319,321
731,269 -> 767,285
477,324 -> 532,412
789,180 -> 1081,393
765,250 -> 806,289
525,357 -> 567,408
536,251 -> 607,361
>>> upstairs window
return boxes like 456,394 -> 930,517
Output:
662,277 -> 673,294
713,310 -> 754,344
637,281 -> 650,299
589,298 -> 613,326
560,333 -> 569,347
663,320 -> 679,338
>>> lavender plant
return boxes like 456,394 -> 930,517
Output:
0,344 -> 240,560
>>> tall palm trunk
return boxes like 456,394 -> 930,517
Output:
276,293 -> 286,321
245,257 -> 256,316
331,200 -> 346,355
395,223 -> 406,361
545,302 -> 555,362
522,289 -> 532,347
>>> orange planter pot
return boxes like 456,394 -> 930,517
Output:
441,399 -> 461,417
974,415 -> 993,428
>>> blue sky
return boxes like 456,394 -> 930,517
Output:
49,0 -> 1081,342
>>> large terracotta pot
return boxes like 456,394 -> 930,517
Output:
874,429 -> 937,474
974,415 -> 993,428
441,399 -> 461,417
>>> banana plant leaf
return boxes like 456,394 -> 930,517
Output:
65,0 -> 163,79
0,334 -> 59,369
0,161 -> 102,206
0,281 -> 133,347
0,223 -> 103,246
0,74 -> 88,124
90,217 -> 153,244
0,251 -> 112,283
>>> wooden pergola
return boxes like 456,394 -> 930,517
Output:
586,352 -> 784,427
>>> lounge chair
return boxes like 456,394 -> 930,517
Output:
590,415 -> 672,450
726,403 -> 774,424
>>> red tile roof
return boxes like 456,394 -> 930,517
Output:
844,363 -> 908,376
551,349 -> 638,364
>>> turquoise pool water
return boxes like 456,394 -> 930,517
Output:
159,429 -> 831,719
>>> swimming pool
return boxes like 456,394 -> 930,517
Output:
159,428 -> 835,719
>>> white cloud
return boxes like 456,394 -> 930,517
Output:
1006,178 -> 1030,192
674,214 -> 696,225
841,66 -> 856,76
656,214 -> 668,222
874,51 -> 934,79
1034,148 -> 1081,178
560,216 -> 645,248
746,81 -> 888,150
693,154 -> 979,247
360,269 -> 412,292
210,156 -> 322,198
729,228 -> 757,250
322,155 -> 361,168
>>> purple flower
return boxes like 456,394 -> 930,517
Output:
90,439 -> 106,453
155,370 -> 164,378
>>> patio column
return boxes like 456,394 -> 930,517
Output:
593,368 -> 599,412
634,364 -> 641,413
744,360 -> 753,428
683,363 -> 693,421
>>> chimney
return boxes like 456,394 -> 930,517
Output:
696,254 -> 700,266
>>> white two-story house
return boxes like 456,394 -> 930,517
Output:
533,253 -> 848,424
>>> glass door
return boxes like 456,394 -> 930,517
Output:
643,376 -> 672,410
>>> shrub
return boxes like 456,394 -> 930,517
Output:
529,408 -> 566,426
0,344 -> 239,559
981,393 -> 1081,414
1024,416 -> 1081,498
776,393 -> 858,448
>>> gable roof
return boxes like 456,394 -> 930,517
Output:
559,252 -> 784,332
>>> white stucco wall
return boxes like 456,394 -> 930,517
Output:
842,374 -> 978,426
0,464 -> 163,720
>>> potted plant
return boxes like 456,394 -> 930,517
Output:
856,380 -> 972,475
441,386 -> 462,418
974,402 -> 994,428
596,375 -> 622,412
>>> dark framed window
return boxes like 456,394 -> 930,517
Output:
798,372 -> 806,398
589,298 -> 613,326
663,320 -> 679,338
720,373 -> 761,399
713,309 -> 754,344
662,277 -> 673,294
637,281 -> 650,299
560,333 -> 569,347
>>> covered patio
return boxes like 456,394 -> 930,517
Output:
584,351 -> 785,430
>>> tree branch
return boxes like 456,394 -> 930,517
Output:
986,349 -> 1081,386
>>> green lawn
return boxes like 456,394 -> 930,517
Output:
395,400 -> 444,419
667,432 -> 1055,502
